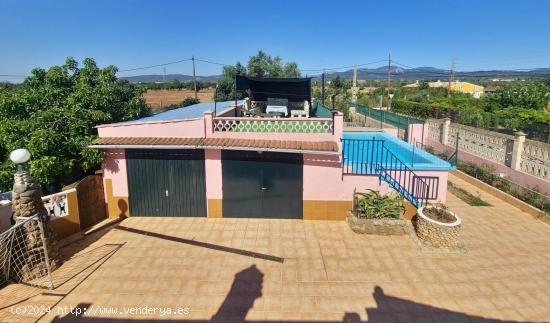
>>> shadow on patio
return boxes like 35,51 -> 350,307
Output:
51,265 -> 522,323
115,225 -> 285,263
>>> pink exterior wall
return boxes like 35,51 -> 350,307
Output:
383,127 -> 398,137
204,149 -> 222,199
97,110 -> 343,145
303,153 -> 386,201
97,108 -> 449,216
97,118 -> 206,138
100,148 -> 448,217
102,149 -> 128,196
414,169 -> 448,203
407,123 -> 427,146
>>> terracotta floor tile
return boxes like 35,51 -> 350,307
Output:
1,181 -> 548,322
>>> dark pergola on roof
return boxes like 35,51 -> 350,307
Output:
236,75 -> 311,102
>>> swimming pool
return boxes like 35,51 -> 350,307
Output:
342,131 -> 454,171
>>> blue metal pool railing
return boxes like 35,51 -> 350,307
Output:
342,138 -> 432,207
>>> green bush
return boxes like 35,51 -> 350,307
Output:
354,190 -> 402,219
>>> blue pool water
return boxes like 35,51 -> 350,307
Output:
342,132 -> 454,171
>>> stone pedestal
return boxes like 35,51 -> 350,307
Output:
441,118 -> 451,145
11,170 -> 62,281
511,131 -> 526,171
415,206 -> 461,248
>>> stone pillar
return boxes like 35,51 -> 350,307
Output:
441,118 -> 451,145
348,106 -> 356,122
11,169 -> 62,282
511,131 -> 526,170
333,111 -> 344,152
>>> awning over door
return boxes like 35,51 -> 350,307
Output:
90,137 -> 339,155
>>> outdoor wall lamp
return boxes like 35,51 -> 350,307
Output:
10,148 -> 31,172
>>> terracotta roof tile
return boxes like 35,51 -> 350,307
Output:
91,137 -> 339,153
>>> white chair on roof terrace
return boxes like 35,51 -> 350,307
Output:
291,100 -> 310,118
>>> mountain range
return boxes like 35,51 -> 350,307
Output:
120,74 -> 220,83
120,66 -> 550,83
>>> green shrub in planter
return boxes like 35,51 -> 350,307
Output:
354,190 -> 402,219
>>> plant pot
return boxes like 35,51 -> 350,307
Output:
347,211 -> 409,235
415,206 -> 461,248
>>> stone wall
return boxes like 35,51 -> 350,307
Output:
522,139 -> 550,180
447,122 -> 513,165
426,118 -> 550,182
347,212 -> 409,235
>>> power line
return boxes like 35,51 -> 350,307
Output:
0,74 -> 27,78
195,58 -> 231,66
301,59 -> 387,72
117,58 -> 192,73
4,56 -> 550,81
116,57 -> 232,74
392,59 -> 548,76
391,60 -> 451,76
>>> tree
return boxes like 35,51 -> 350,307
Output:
214,51 -> 302,101
331,75 -> 343,90
487,81 -> 550,111
214,62 -> 247,101
181,97 -> 200,106
283,62 -> 300,78
247,51 -> 272,78
0,57 -> 150,192
168,79 -> 184,89
419,81 -> 429,90
185,80 -> 203,91
247,51 -> 301,78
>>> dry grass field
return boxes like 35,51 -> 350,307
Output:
143,88 -> 215,112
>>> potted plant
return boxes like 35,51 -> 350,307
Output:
415,204 -> 461,248
347,190 -> 408,235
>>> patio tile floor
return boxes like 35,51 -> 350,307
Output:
0,173 -> 549,322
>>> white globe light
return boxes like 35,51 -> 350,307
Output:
10,149 -> 31,164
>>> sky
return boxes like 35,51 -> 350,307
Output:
2,0 -> 550,81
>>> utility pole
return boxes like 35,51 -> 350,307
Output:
352,65 -> 358,104
192,55 -> 198,100
163,67 -> 166,83
321,69 -> 325,105
387,52 -> 392,111
447,57 -> 455,98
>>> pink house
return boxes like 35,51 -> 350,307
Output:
91,79 -> 451,220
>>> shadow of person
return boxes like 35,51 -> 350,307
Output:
52,302 -> 91,321
117,199 -> 128,218
211,264 -> 264,323
367,285 -> 519,323
342,312 -> 362,323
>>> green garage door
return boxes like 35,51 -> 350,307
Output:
222,151 -> 303,219
126,149 -> 206,217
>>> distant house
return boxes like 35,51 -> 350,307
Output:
403,81 -> 419,88
429,80 -> 485,98
484,86 -> 499,94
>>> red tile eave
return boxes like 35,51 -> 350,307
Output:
90,137 -> 339,153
